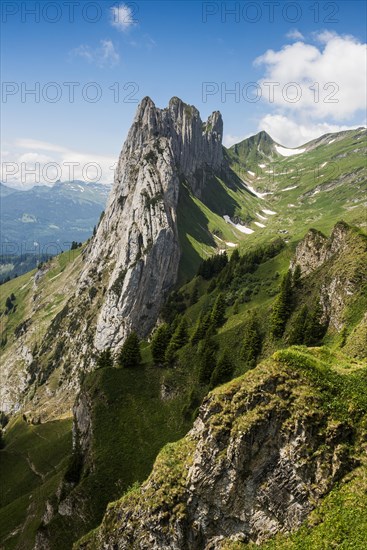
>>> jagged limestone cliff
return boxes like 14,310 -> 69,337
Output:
79,96 -> 223,350
76,348 -> 363,550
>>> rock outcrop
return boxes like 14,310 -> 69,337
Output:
290,222 -> 350,278
290,222 -> 367,331
78,96 -> 223,350
77,350 -> 355,550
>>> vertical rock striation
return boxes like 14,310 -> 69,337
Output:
78,97 -> 223,350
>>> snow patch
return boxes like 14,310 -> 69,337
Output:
223,215 -> 254,234
213,235 -> 237,248
254,222 -> 265,228
328,139 -> 335,144
256,212 -> 267,221
275,145 -> 305,157
282,185 -> 298,191
247,170 -> 255,177
259,163 -> 266,168
241,180 -> 268,200
262,208 -> 277,215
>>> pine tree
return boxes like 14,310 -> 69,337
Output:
198,336 -> 218,384
151,324 -> 171,366
293,264 -> 302,288
5,297 -> 13,312
118,332 -> 141,368
270,270 -> 293,338
210,352 -> 234,389
288,305 -> 308,345
210,293 -> 226,328
242,312 -> 262,367
191,312 -> 211,345
189,279 -> 199,306
207,278 -> 217,294
304,302 -> 327,345
164,318 -> 188,366
97,349 -> 113,368
230,248 -> 240,264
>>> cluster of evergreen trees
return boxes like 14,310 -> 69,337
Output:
270,264 -> 327,344
96,332 -> 142,369
197,252 -> 228,280
288,303 -> 328,346
94,242 -> 328,401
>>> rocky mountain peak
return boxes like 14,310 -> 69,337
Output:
76,98 -> 225,351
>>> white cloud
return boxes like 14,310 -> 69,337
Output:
255,32 -> 367,120
286,29 -> 304,40
18,152 -> 54,164
258,114 -> 354,147
16,139 -> 68,153
71,39 -> 120,68
2,139 -> 116,188
110,4 -> 136,32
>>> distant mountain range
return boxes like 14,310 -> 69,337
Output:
0,180 -> 110,280
0,181 -> 111,247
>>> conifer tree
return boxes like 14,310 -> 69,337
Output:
191,312 -> 211,345
293,264 -> 302,288
270,270 -> 293,338
164,318 -> 188,366
189,279 -> 199,306
210,293 -> 226,328
209,352 -> 234,389
5,297 -> 13,312
97,349 -> 114,368
304,302 -> 327,345
288,305 -> 308,345
198,336 -> 218,384
242,312 -> 262,367
230,248 -> 240,264
118,331 -> 141,368
151,323 -> 171,366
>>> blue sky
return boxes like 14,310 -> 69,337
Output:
1,0 -> 366,186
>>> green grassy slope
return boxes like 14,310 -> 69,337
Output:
0,417 -> 72,550
176,128 -> 366,284
228,128 -> 367,249
0,246 -> 85,419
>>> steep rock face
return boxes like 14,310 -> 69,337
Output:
291,222 -> 367,331
76,97 -> 223,350
290,222 -> 351,278
77,352 -> 354,550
